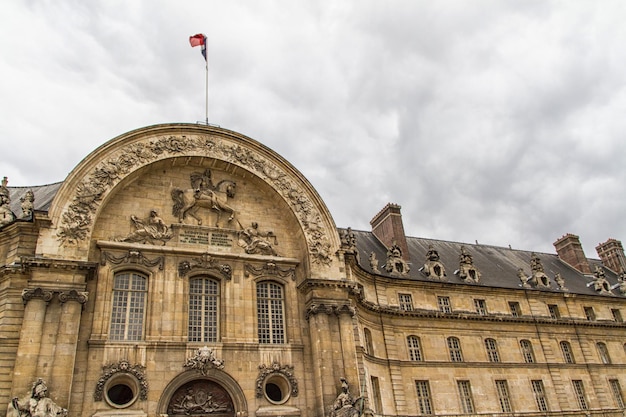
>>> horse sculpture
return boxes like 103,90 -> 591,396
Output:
171,179 -> 236,227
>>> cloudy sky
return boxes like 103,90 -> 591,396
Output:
1,0 -> 625,256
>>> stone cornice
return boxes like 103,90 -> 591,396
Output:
20,256 -> 98,274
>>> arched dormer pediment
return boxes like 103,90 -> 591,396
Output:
44,124 -> 340,276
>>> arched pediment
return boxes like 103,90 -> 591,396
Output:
45,124 -> 339,271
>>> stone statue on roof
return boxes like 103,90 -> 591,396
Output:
591,266 -> 612,295
456,246 -> 481,283
421,244 -> 445,280
0,177 -> 16,227
384,240 -> 409,276
527,253 -> 550,288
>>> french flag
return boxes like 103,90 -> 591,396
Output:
189,34 -> 207,61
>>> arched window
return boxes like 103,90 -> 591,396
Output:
110,271 -> 147,341
485,338 -> 500,362
597,342 -> 612,364
188,277 -> 219,342
447,337 -> 463,362
520,339 -> 535,363
407,336 -> 423,361
257,281 -> 285,344
364,328 -> 374,355
560,341 -> 575,364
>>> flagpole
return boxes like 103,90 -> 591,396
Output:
205,54 -> 209,125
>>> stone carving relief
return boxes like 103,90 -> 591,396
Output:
171,169 -> 237,227
94,360 -> 148,401
0,177 -> 16,227
114,210 -> 172,245
328,378 -> 362,417
20,190 -> 35,218
183,346 -> 225,376
10,378 -> 67,417
455,246 -> 481,283
100,249 -> 164,270
306,303 -> 356,320
238,222 -> 278,256
384,241 -> 410,276
589,266 -> 612,295
255,362 -> 298,398
167,380 -> 233,416
178,253 -> 232,280
58,289 -> 89,305
21,288 -> 54,304
244,262 -> 295,280
420,245 -> 445,280
56,134 -> 332,264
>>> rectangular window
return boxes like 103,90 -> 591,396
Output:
610,379 -> 625,408
485,338 -> 500,362
572,380 -> 588,410
407,336 -> 423,361
399,293 -> 413,311
457,380 -> 475,414
415,381 -> 434,415
612,308 -> 623,323
509,301 -> 521,317
531,380 -> 549,412
584,306 -> 596,321
438,296 -> 451,313
495,380 -> 513,413
110,272 -> 147,341
474,299 -> 487,315
257,282 -> 285,344
548,304 -> 561,319
370,376 -> 383,414
188,278 -> 219,342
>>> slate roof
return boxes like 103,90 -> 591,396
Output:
7,182 -> 63,219
348,228 -> 622,298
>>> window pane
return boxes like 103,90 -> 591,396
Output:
572,380 -> 588,410
521,340 -> 535,363
408,336 -> 423,361
448,337 -> 463,362
485,338 -> 500,362
257,282 -> 285,344
495,380 -> 512,413
610,379 -> 625,408
531,380 -> 549,412
110,272 -> 147,341
188,277 -> 219,342
560,341 -> 575,364
457,380 -> 474,413
415,381 -> 433,415
438,296 -> 451,313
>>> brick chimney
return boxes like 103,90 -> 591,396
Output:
553,233 -> 591,274
370,203 -> 409,260
596,238 -> 626,274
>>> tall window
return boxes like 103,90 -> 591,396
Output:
257,281 -> 285,344
485,338 -> 500,362
110,271 -> 147,341
370,376 -> 383,414
610,379 -> 625,408
560,341 -> 575,364
407,336 -> 423,361
548,304 -> 561,319
597,342 -> 612,364
415,381 -> 433,415
495,380 -> 513,413
438,296 -> 451,313
520,339 -> 535,363
508,301 -> 521,317
572,380 -> 588,410
188,277 -> 219,342
448,337 -> 463,362
474,299 -> 487,315
399,293 -> 413,311
457,380 -> 475,413
364,328 -> 374,355
531,380 -> 549,412
612,308 -> 623,322
584,306 -> 596,321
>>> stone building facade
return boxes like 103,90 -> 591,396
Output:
1,123 -> 626,417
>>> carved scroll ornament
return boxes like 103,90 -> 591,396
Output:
178,253 -> 232,280
255,362 -> 298,398
94,360 -> 148,401
183,346 -> 225,376
56,134 -> 332,265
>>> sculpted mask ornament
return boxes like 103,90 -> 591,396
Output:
11,378 -> 68,417
420,244 -> 445,280
115,210 -> 172,245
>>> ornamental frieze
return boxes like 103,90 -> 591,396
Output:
178,253 -> 232,280
244,262 -> 295,280
56,133 -> 332,265
100,249 -> 164,270
183,346 -> 225,376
